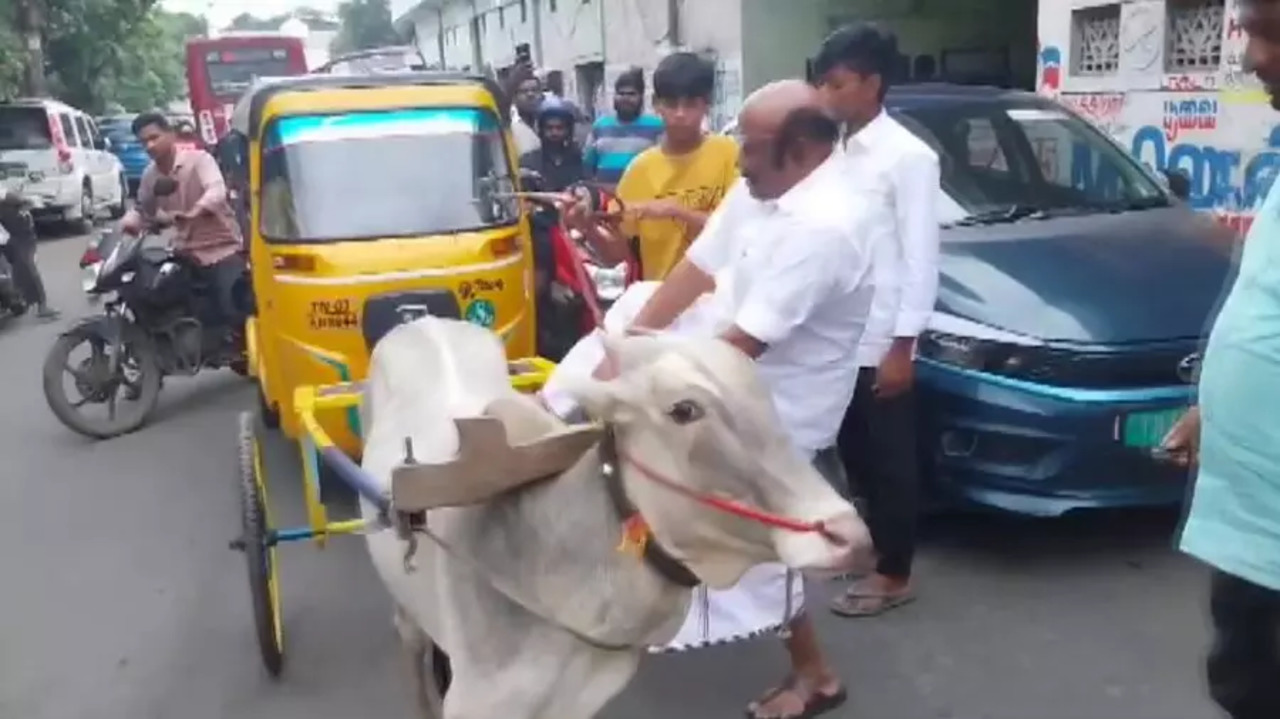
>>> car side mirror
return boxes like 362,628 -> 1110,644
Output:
1161,168 -> 1192,201
101,137 -> 112,151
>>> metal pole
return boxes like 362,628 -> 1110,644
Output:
532,0 -> 544,66
470,0 -> 482,70
598,0 -> 607,66
667,0 -> 680,48
436,8 -> 447,68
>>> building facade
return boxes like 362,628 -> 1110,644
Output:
393,0 -> 1034,130
1037,0 -> 1275,233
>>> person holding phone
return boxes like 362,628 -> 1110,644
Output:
569,52 -> 739,282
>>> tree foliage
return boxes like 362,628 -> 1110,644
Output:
1,0 -> 206,112
227,7 -> 337,33
0,0 -> 27,101
330,0 -> 400,57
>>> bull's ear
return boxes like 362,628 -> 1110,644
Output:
559,375 -> 643,424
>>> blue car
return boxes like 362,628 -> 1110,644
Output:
96,115 -> 148,197
885,85 -> 1231,517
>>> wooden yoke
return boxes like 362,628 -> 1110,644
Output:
391,397 -> 603,511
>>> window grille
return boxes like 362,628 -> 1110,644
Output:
1071,4 -> 1121,75
1166,0 -> 1225,71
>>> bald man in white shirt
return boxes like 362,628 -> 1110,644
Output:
542,79 -> 877,719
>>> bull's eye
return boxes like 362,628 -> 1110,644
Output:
667,399 -> 704,425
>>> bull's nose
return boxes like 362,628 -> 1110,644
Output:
818,509 -> 875,571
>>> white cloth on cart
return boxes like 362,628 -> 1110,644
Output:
541,280 -> 805,652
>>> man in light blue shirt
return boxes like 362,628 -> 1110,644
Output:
583,68 -> 664,187
1165,3 -> 1280,717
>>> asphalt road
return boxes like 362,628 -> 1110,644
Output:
2,231 -> 1223,719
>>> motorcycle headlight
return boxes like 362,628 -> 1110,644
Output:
587,263 -> 627,301
81,263 -> 101,293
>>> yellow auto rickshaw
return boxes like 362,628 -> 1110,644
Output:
219,72 -> 540,455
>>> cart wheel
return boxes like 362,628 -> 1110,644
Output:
237,410 -> 284,677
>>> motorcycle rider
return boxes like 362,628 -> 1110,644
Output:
0,186 -> 58,320
120,112 -> 244,332
520,97 -> 587,359
519,97 -> 585,192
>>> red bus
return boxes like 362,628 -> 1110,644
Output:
185,34 -> 308,147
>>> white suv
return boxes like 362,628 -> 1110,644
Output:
0,99 -> 128,232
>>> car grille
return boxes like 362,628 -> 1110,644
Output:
1003,342 -> 1201,389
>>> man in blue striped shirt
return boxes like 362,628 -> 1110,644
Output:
583,68 -> 664,187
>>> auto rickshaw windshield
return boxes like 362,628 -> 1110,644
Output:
259,107 -> 520,243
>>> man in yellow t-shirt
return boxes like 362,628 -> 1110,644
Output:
572,52 -> 739,280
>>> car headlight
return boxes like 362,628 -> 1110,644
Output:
916,314 -> 1045,373
917,332 -> 1027,372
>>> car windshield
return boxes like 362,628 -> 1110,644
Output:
893,99 -> 1169,220
205,48 -> 295,101
0,107 -> 52,151
259,107 -> 519,242
99,124 -> 134,145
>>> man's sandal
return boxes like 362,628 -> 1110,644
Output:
745,675 -> 848,719
829,589 -> 916,618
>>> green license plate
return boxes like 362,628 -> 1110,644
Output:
1119,407 -> 1187,449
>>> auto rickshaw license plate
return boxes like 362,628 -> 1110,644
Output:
1119,407 -> 1186,449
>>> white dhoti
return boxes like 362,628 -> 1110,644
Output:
541,282 -> 805,652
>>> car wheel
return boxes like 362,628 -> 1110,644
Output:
108,174 -> 127,219
75,180 -> 94,233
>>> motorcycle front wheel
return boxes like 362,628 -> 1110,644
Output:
42,321 -> 163,439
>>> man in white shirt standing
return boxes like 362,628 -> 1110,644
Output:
542,79 -> 877,719
812,24 -> 941,618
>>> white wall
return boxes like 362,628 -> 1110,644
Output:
741,0 -> 1036,96
409,1 -> 478,70
1038,0 -> 1275,234
403,0 -> 745,124
304,29 -> 339,70
538,0 -> 605,67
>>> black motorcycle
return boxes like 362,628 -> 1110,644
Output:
42,185 -> 250,438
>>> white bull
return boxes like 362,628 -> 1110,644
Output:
359,316 -> 870,719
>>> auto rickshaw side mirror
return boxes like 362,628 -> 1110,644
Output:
1161,168 -> 1192,202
